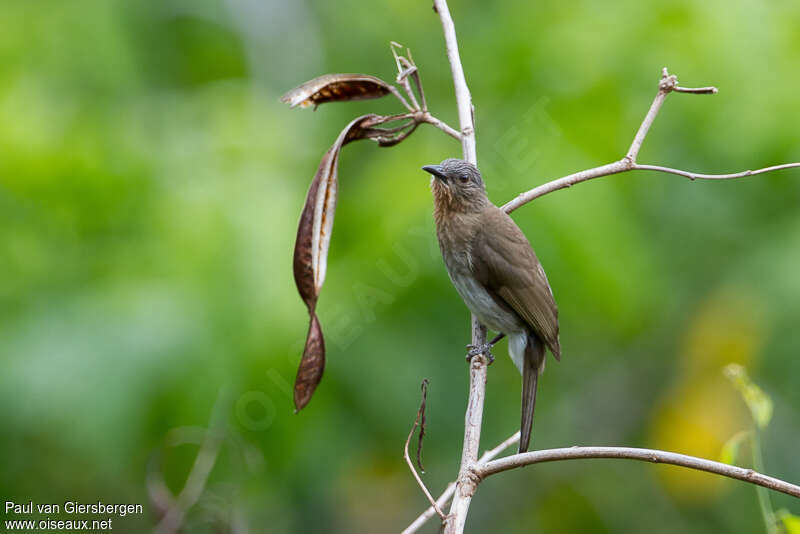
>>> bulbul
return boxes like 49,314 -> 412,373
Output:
422,158 -> 560,453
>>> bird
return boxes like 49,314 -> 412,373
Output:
422,158 -> 560,453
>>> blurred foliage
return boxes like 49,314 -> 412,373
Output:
722,364 -> 788,534
1,0 -> 799,532
779,509 -> 800,534
725,363 -> 774,430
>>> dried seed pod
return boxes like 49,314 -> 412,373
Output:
290,111 -> 422,410
292,150 -> 329,309
281,74 -> 396,109
294,312 -> 325,412
291,114 -> 377,410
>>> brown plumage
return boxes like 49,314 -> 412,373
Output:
423,158 -> 560,452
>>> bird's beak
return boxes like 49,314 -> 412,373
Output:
422,164 -> 447,181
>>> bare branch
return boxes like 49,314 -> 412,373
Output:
361,110 -> 460,141
405,49 -> 428,111
477,446 -> 800,499
433,1 -> 483,532
154,390 -> 229,534
387,85 -> 415,113
502,67 -> 799,213
402,482 -> 456,534
402,432 -> 520,534
404,380 -> 446,522
633,162 -> 800,181
625,72 -> 669,162
478,431 -> 521,463
419,112 -> 462,140
502,161 -> 630,212
673,85 -> 718,94
391,42 -> 421,111
434,0 -> 476,164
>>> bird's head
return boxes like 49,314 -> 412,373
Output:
422,158 -> 488,213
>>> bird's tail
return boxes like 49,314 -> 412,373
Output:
519,333 -> 545,453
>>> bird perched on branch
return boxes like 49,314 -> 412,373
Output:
422,158 -> 560,452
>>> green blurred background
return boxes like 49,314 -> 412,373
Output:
1,0 -> 799,532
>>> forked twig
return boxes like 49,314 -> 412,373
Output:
402,432 -> 520,534
502,67 -> 800,212
403,379 -> 446,522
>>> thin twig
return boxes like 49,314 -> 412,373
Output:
673,85 -> 718,94
376,122 -> 420,147
419,112 -> 462,140
502,68 -> 799,213
405,49 -> 428,111
362,110 -> 460,141
477,446 -> 800,499
392,42 -> 421,111
401,482 -> 456,534
625,69 -> 677,162
387,85 -> 415,113
402,432 -> 520,534
154,390 -> 229,534
477,431 -> 521,464
632,162 -> 800,181
434,0 -> 476,163
416,381 -> 428,473
398,54 -> 428,112
404,380 -> 446,522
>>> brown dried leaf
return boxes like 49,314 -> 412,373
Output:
292,150 -> 330,309
292,115 -> 373,309
291,114 -> 377,410
281,74 -> 394,109
294,312 -> 325,412
291,112 -> 422,410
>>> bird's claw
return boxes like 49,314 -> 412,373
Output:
466,343 -> 494,364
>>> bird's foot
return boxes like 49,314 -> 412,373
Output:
466,343 -> 494,364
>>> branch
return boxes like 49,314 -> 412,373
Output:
419,112 -> 462,140
403,380 -> 446,522
502,68 -> 800,213
434,0 -> 476,164
388,44 -> 461,141
402,482 -> 455,534
153,390 -> 228,534
633,162 -> 800,181
402,432 -> 520,534
477,446 -> 800,499
391,42 -> 421,111
433,1 -> 486,532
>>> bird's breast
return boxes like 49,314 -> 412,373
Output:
447,269 -> 524,335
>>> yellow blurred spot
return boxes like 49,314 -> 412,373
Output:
648,287 -> 765,502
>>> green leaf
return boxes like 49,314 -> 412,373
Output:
719,430 -> 751,465
723,364 -> 774,429
777,509 -> 800,534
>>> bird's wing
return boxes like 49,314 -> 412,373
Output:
472,206 -> 560,359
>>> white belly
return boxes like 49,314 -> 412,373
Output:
448,270 -> 524,335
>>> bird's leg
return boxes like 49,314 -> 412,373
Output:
466,333 -> 506,364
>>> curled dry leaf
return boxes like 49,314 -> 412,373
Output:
291,114 -> 376,411
293,115 -> 373,304
291,111 -> 422,411
294,312 -> 325,412
281,73 -> 396,109
292,152 -> 327,308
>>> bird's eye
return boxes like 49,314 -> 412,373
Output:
459,174 -> 470,183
